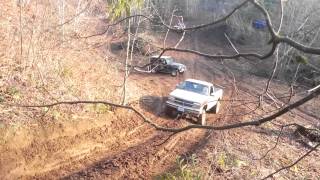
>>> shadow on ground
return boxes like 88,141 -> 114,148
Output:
139,95 -> 166,117
139,95 -> 205,125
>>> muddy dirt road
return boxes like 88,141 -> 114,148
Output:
1,27 -> 230,179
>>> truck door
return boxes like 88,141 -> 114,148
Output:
207,86 -> 217,110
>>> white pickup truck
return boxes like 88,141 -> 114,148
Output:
165,79 -> 223,125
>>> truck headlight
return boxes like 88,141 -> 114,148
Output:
168,96 -> 175,101
192,102 -> 201,108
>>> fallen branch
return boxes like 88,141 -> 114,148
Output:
224,33 -> 240,54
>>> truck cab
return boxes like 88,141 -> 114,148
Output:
165,79 -> 223,125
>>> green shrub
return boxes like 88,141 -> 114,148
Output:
6,86 -> 21,100
217,152 -> 247,170
159,155 -> 202,180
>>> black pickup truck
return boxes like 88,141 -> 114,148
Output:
149,55 -> 187,76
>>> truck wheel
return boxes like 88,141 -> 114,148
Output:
213,100 -> 221,114
171,70 -> 178,77
165,106 -> 175,117
199,109 -> 206,125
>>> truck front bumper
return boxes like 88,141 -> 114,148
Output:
166,101 -> 201,116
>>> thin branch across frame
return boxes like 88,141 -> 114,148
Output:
2,84 -> 320,133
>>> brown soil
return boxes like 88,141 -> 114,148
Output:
0,3 -> 319,179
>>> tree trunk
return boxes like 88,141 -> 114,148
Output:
121,17 -> 131,105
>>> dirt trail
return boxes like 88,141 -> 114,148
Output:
22,74 -> 218,179
20,28 -> 231,179
63,128 -> 207,179
54,28 -> 240,179
11,29 -> 232,180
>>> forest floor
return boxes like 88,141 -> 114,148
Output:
0,1 -> 320,179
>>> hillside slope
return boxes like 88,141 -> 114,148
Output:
0,1 -> 319,179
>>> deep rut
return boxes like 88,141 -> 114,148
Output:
63,126 -> 206,179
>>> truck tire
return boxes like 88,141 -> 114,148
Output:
213,100 -> 221,114
165,106 -> 175,118
199,109 -> 206,125
171,70 -> 178,77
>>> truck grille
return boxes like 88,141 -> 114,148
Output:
174,98 -> 194,107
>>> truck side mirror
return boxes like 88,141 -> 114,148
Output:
210,87 -> 214,95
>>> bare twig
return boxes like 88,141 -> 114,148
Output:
54,0 -> 92,28
79,14 -> 152,38
277,0 -> 284,34
173,15 -> 186,48
163,9 -> 177,48
264,47 -> 280,94
174,31 -> 186,48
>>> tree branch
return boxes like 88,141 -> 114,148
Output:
159,43 -> 277,60
2,84 -> 319,133
278,36 -> 320,55
250,0 -> 277,38
78,0 -> 320,61
181,0 -> 251,31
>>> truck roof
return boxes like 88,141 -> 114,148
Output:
151,55 -> 171,59
185,79 -> 213,87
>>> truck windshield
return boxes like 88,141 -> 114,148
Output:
165,58 -> 173,64
177,81 -> 209,95
150,57 -> 173,64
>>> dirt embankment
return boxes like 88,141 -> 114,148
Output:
1,5 -> 319,179
0,72 -> 222,179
